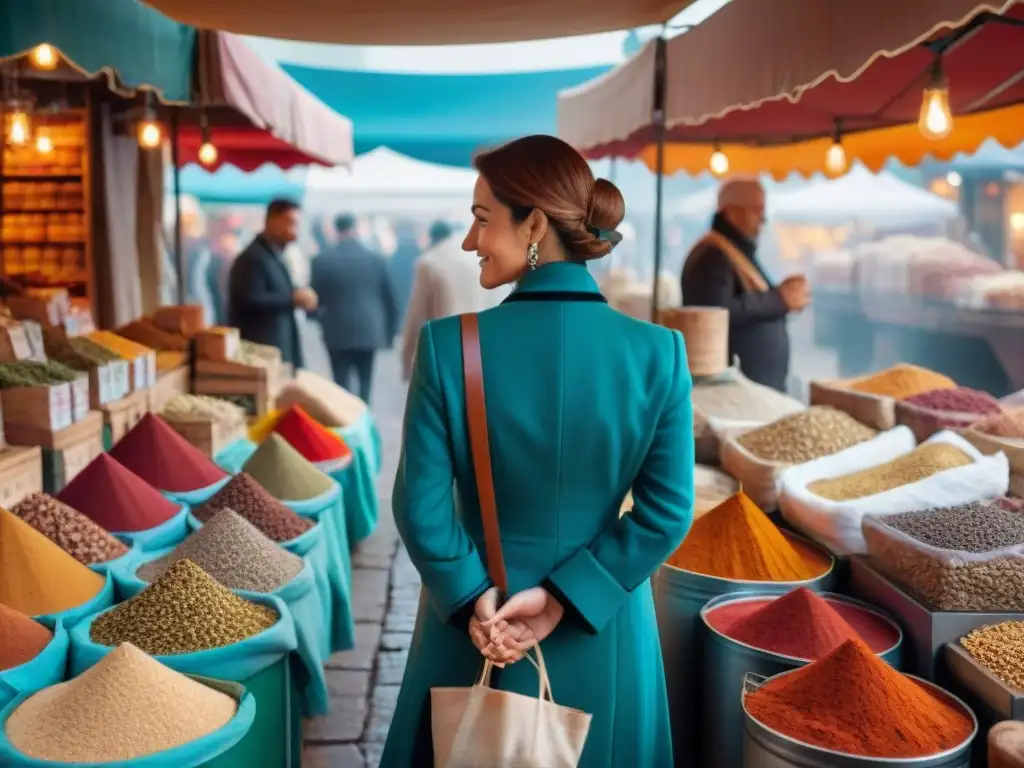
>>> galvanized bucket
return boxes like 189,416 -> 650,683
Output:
654,533 -> 835,768
741,671 -> 977,767
700,592 -> 903,768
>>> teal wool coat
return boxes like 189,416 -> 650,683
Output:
381,262 -> 695,767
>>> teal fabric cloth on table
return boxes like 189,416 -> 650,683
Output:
0,677 -> 256,767
0,618 -> 68,711
34,572 -> 114,628
379,263 -> 695,768
162,477 -> 232,509
110,508 -> 189,552
333,425 -> 380,544
112,548 -> 330,716
338,410 -> 383,476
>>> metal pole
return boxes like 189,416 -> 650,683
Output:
608,157 -> 618,185
170,108 -> 185,304
650,35 -> 668,323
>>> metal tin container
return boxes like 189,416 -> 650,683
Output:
848,556 -> 1024,682
742,671 -> 977,767
701,592 -> 903,768
655,533 -> 835,767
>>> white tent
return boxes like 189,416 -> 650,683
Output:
771,166 -> 958,228
295,147 -> 479,215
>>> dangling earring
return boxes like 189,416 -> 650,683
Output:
527,242 -> 539,271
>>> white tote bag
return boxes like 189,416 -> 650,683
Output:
432,645 -> 592,767
432,314 -> 593,767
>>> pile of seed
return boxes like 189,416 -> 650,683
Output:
0,359 -> 78,388
808,442 -> 974,501
962,622 -> 1024,689
4,643 -> 237,763
736,406 -> 877,464
138,509 -> 302,592
162,394 -> 246,427
90,559 -> 278,655
193,472 -> 313,542
974,408 -> 1024,439
864,503 -> 1024,610
12,492 -> 129,566
903,386 -> 1002,415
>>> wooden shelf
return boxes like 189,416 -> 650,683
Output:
2,173 -> 83,182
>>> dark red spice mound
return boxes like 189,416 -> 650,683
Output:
745,639 -> 973,758
903,386 -> 1002,415
193,472 -> 313,543
108,414 -> 227,493
272,405 -> 351,463
57,454 -> 181,533
706,588 -> 898,659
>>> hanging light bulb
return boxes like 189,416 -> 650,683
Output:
137,114 -> 163,149
824,121 -> 847,177
197,112 -> 217,167
709,144 -> 729,177
8,110 -> 31,147
918,61 -> 953,140
35,131 -> 54,155
946,171 -> 962,188
30,44 -> 58,71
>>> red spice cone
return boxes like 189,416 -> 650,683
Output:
726,588 -> 862,659
271,405 -> 351,463
108,414 -> 227,493
0,602 -> 53,671
57,454 -> 182,533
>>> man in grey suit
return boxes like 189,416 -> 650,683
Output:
310,213 -> 400,403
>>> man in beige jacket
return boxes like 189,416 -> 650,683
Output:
401,221 -> 505,380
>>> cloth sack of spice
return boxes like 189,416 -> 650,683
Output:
275,370 -> 367,429
863,501 -> 1024,611
894,385 -> 1003,443
779,427 -> 1009,555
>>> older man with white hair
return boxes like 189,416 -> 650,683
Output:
681,176 -> 810,391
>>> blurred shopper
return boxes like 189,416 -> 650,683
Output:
310,213 -> 400,403
401,220 -> 505,380
681,176 -> 810,391
229,199 -> 317,369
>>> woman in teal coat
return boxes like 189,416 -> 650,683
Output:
382,135 -> 695,767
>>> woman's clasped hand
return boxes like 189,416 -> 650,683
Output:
469,586 -> 566,664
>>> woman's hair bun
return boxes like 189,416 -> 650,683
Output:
588,178 -> 626,231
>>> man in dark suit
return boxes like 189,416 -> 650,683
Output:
228,199 -> 318,369
681,177 -> 810,391
310,213 -> 400,403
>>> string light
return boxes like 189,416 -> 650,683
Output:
35,131 -> 53,155
197,112 -> 217,167
30,44 -> 58,71
136,99 -> 163,150
824,121 -> 847,177
8,110 -> 31,147
946,171 -> 962,188
709,143 -> 729,177
918,61 -> 953,140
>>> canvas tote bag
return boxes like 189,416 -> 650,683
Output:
430,313 -> 593,768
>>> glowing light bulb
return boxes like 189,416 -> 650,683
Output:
825,140 -> 847,176
919,82 -> 953,140
31,44 -> 58,70
8,112 -> 30,146
198,141 -> 218,167
946,171 -> 962,188
137,119 -> 162,149
35,133 -> 54,155
1011,212 -> 1024,231
709,148 -> 729,177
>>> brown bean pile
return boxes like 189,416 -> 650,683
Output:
193,472 -> 313,542
808,443 -> 974,501
12,492 -> 129,566
90,559 -> 278,655
962,622 -> 1024,689
736,406 -> 877,464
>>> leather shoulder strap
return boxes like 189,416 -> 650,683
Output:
460,314 -> 508,595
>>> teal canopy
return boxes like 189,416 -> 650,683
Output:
0,0 -> 195,102
178,164 -> 304,205
281,63 -> 611,167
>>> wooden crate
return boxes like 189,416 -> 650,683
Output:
0,445 -> 43,508
1,383 -> 74,433
194,358 -> 278,381
164,417 -> 247,457
101,388 -> 151,447
193,375 -> 278,418
147,366 -> 190,413
195,327 -> 240,362
38,413 -> 103,493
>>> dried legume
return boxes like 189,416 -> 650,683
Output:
962,622 -> 1024,689
91,559 -> 278,655
12,492 -> 129,566
736,406 -> 877,464
194,472 -> 313,542
5,643 -> 237,762
807,442 -> 973,501
903,386 -> 1002,414
886,503 -> 1024,552
138,509 -> 302,592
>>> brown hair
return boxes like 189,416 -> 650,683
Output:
474,135 -> 625,261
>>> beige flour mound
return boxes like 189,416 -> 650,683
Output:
5,643 -> 236,762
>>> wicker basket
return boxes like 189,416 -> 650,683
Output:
658,307 -> 728,377
809,379 -> 897,430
